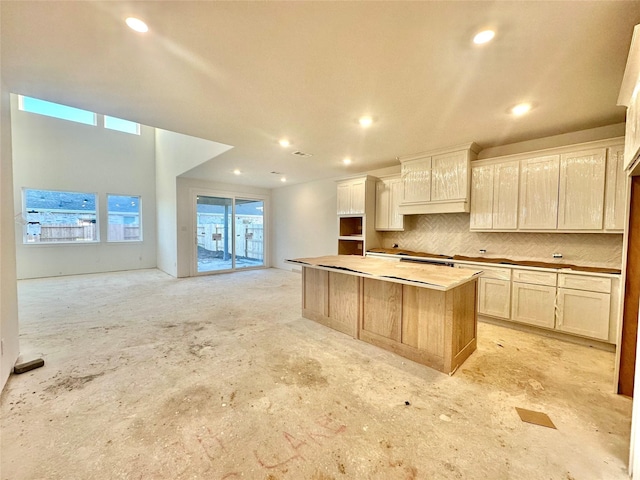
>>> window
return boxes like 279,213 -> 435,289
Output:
107,195 -> 142,242
19,96 -> 97,126
23,189 -> 98,243
104,116 -> 140,135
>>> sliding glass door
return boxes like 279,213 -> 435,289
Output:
195,194 -> 265,274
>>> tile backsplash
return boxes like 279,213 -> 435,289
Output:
380,213 -> 623,269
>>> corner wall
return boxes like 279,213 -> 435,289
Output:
271,177 -> 338,270
10,95 -> 157,279
1,83 -> 20,390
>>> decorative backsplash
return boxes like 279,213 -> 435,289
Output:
380,213 -> 623,269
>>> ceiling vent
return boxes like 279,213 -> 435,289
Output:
291,150 -> 313,157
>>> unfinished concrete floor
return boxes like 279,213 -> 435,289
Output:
0,268 -> 632,480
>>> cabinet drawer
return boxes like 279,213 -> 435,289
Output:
478,266 -> 511,281
558,274 -> 611,293
512,269 -> 557,286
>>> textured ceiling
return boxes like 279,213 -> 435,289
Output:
2,1 -> 640,188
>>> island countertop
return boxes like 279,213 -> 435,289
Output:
287,255 -> 482,291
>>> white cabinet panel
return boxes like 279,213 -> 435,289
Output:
350,179 -> 366,214
511,282 -> 556,328
604,145 -> 627,231
493,161 -> 519,229
402,158 -> 431,204
557,149 -> 606,230
558,273 -> 611,294
375,181 -> 389,229
478,277 -> 510,319
512,269 -> 557,286
388,178 -> 404,230
519,155 -> 560,230
556,288 -> 610,340
375,176 -> 404,231
336,183 -> 351,215
431,150 -> 468,202
470,165 -> 493,229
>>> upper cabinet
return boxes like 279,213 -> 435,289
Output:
618,24 -> 640,174
470,160 -> 519,230
519,155 -> 560,230
375,175 -> 404,231
604,145 -> 627,231
557,148 -> 606,230
470,138 -> 625,233
398,143 -> 480,215
336,176 -> 368,215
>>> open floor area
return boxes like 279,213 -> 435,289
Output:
0,268 -> 633,479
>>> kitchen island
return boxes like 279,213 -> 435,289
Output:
288,255 -> 482,375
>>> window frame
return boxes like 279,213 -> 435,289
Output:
22,188 -> 100,245
106,193 -> 143,243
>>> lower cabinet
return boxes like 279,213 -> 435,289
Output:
511,282 -> 557,329
478,277 -> 511,319
556,288 -> 610,340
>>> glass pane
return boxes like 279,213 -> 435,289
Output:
197,195 -> 233,272
104,116 -> 140,135
24,189 -> 98,243
234,199 -> 264,269
108,195 -> 141,241
19,96 -> 97,126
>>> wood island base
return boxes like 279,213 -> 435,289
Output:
300,262 -> 478,375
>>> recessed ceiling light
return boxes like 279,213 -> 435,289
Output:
125,17 -> 149,33
473,30 -> 495,45
279,139 -> 290,147
281,177 -> 287,183
343,158 -> 352,165
359,116 -> 373,128
511,103 -> 532,116
233,169 -> 241,175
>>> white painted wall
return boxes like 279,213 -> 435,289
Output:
1,83 -> 20,390
176,177 -> 270,277
155,129 -> 232,277
10,95 -> 157,279
271,177 -> 338,271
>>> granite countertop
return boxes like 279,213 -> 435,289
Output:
367,248 -> 621,275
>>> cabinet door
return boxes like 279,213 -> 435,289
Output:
557,148 -> 606,230
493,161 -> 519,229
375,180 -> 390,230
402,158 -> 431,203
556,288 -> 610,340
388,178 -> 404,230
519,155 -> 560,230
431,151 -> 468,202
604,145 -> 627,231
350,179 -> 366,214
470,165 -> 494,229
337,183 -> 352,215
478,277 -> 510,319
511,282 -> 556,328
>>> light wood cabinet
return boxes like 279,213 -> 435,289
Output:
618,24 -> 640,173
470,160 -> 519,231
557,148 -> 606,230
375,176 -> 404,231
399,143 -> 479,215
604,145 -> 627,231
519,155 -> 560,230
